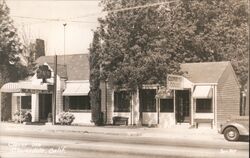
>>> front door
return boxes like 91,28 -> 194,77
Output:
39,94 -> 52,122
175,90 -> 190,123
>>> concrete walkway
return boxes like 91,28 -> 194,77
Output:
0,122 -> 224,142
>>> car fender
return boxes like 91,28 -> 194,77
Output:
222,123 -> 249,136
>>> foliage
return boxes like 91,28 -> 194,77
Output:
89,31 -> 102,124
169,0 -> 248,89
0,0 -> 29,120
89,0 -> 248,123
58,112 -> 75,125
90,0 -> 248,89
36,65 -> 52,83
13,110 -> 32,123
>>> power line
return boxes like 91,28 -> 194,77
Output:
106,1 -> 176,13
11,0 -> 177,22
12,16 -> 97,23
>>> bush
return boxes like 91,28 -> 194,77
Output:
13,110 -> 32,123
58,112 -> 75,125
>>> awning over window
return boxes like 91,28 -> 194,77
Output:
62,82 -> 90,96
0,82 -> 48,93
193,86 -> 212,98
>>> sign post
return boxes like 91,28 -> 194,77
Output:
53,55 -> 57,125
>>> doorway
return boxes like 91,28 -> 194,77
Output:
39,94 -> 52,122
175,90 -> 190,123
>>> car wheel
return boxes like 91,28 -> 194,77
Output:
224,127 -> 240,141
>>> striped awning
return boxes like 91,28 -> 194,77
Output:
0,82 -> 48,93
193,86 -> 212,98
62,82 -> 90,96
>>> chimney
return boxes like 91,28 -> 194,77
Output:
35,39 -> 45,59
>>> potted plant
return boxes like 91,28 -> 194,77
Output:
47,113 -> 52,122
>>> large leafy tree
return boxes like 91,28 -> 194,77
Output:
167,0 -> 248,89
0,0 -> 28,120
89,0 -> 248,123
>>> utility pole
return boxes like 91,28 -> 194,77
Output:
246,0 -> 250,115
53,55 -> 57,125
63,23 -> 67,65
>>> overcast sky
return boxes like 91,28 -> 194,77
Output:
6,0 -> 102,56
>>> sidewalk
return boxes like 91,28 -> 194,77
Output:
0,122 -> 224,142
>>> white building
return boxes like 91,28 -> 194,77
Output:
0,54 -> 92,125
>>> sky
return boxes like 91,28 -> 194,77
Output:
6,0 -> 102,56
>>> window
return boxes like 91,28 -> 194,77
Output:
140,89 -> 156,112
196,99 -> 212,113
64,96 -> 90,111
21,96 -> 31,109
114,91 -> 131,112
160,99 -> 174,112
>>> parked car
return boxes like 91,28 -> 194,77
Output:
218,116 -> 249,141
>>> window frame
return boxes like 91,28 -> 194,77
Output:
140,89 -> 156,112
160,98 -> 174,113
114,91 -> 131,112
21,96 -> 31,109
63,96 -> 91,112
196,98 -> 213,113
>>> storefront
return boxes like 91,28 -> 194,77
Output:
0,54 -> 92,125
101,61 -> 240,129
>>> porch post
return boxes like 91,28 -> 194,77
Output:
31,93 -> 39,122
174,90 -> 176,124
0,91 -> 1,122
190,87 -> 194,126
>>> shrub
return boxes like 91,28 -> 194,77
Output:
58,112 -> 75,125
13,110 -> 32,123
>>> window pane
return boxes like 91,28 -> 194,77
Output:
114,91 -> 130,112
139,89 -> 156,112
68,96 -> 90,110
196,99 -> 212,113
21,96 -> 31,109
160,99 -> 174,112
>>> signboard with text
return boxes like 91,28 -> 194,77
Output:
167,75 -> 184,90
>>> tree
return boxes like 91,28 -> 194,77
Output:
89,31 -> 102,125
94,0 -> 181,90
89,0 -> 249,123
0,0 -> 28,120
166,0 -> 248,89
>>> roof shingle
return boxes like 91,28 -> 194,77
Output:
36,54 -> 89,80
180,61 -> 230,83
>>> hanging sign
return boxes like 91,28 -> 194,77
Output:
156,86 -> 173,98
167,75 -> 184,90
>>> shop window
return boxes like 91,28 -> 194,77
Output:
140,89 -> 156,112
196,99 -> 212,113
160,99 -> 174,112
64,96 -> 90,111
114,91 -> 131,112
21,96 -> 31,109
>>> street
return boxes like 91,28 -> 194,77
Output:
0,128 -> 249,158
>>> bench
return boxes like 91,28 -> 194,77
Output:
194,118 -> 213,129
113,116 -> 129,125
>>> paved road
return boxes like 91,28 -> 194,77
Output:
0,130 -> 249,158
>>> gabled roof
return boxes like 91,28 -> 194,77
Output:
180,61 -> 230,83
36,54 -> 89,80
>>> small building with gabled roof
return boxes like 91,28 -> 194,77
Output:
0,54 -> 92,125
101,61 -> 241,129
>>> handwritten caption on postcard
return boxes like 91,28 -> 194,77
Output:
8,142 -> 66,154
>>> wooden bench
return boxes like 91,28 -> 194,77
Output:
113,116 -> 129,125
194,118 -> 213,129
